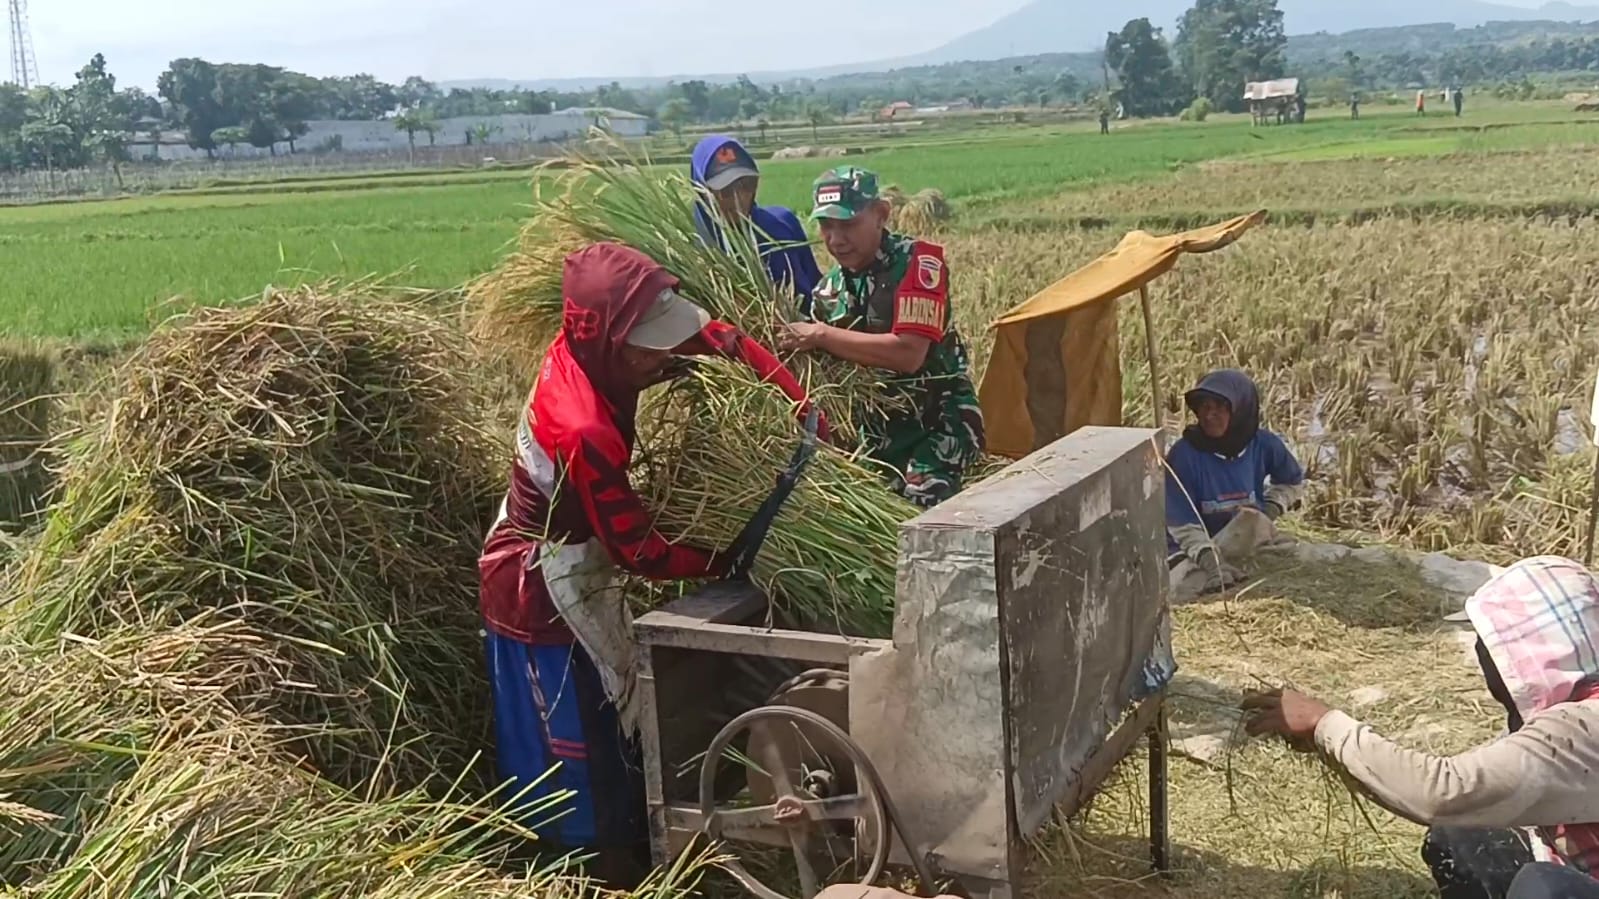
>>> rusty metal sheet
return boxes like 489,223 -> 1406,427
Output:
851,427 -> 1169,883
850,523 -> 1014,883
992,427 -> 1170,835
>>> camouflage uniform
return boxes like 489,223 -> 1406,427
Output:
809,167 -> 985,507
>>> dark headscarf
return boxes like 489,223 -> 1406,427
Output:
1475,638 -> 1525,733
1183,369 -> 1261,459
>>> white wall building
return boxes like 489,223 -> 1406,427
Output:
137,107 -> 650,161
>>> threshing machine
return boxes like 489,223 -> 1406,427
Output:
631,426 -> 1177,899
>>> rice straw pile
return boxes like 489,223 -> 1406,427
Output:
883,185 -> 954,234
0,620 -> 719,897
5,286 -> 503,789
0,289 -> 725,898
0,342 -> 54,531
468,145 -> 925,637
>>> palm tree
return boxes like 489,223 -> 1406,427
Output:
393,111 -> 426,164
806,105 -> 832,143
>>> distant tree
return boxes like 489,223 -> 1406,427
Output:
470,121 -> 501,146
20,118 -> 72,186
1053,72 -> 1084,104
210,126 -> 247,154
658,98 -> 691,136
1105,18 -> 1188,116
398,76 -> 440,110
393,110 -> 434,162
269,73 -> 319,153
805,104 -> 832,142
1175,0 -> 1287,112
1343,50 -> 1365,90
158,58 -> 226,156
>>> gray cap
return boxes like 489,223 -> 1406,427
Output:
705,163 -> 759,192
625,288 -> 711,350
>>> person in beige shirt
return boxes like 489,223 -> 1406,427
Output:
1245,556 -> 1599,899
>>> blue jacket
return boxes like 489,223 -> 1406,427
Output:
1166,370 -> 1304,551
690,136 -> 823,310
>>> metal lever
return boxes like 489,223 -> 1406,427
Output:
722,405 -> 822,581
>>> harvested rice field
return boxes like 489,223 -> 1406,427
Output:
3,101 -> 1598,899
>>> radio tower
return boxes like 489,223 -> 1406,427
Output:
8,0 -> 40,89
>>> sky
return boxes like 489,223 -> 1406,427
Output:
19,0 -> 1559,92
23,0 -> 1031,91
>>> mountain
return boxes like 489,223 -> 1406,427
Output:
914,0 -> 1599,65
444,0 -> 1599,94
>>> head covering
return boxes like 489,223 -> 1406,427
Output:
1183,369 -> 1261,459
625,287 -> 710,350
688,136 -> 823,306
811,166 -> 882,221
560,243 -> 681,398
703,143 -> 759,191
1467,556 -> 1599,724
691,136 -> 759,193
1465,556 -> 1599,874
691,135 -> 758,241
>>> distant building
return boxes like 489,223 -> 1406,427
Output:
131,107 -> 650,162
880,101 -> 914,119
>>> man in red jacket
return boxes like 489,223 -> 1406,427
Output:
478,242 -> 824,885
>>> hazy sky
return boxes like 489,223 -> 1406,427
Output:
23,0 -> 1554,91
26,0 -> 1031,90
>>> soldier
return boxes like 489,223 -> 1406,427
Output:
778,166 -> 985,508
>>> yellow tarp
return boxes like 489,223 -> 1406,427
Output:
979,211 -> 1266,459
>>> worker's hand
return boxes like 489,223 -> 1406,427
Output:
1195,549 -> 1243,593
1242,688 -> 1331,750
777,322 -> 828,354
647,357 -> 699,386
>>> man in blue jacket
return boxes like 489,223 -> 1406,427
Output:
1166,369 -> 1305,591
690,135 -> 823,313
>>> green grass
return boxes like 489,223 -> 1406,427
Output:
4,105 -> 1593,339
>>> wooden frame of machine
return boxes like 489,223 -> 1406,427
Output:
632,426 -> 1176,899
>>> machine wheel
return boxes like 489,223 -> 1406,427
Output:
698,704 -> 891,899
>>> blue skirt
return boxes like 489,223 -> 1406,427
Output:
484,629 -> 648,851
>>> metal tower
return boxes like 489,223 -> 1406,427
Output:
8,0 -> 39,89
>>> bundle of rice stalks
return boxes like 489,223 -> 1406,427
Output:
467,183 -> 589,371
466,143 -> 933,636
0,343 -> 54,532
466,140 -> 880,415
638,370 -> 914,637
0,621 -> 282,877
5,286 -> 503,789
882,185 -> 954,234
8,717 -> 721,899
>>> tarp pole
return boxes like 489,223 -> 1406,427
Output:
1139,286 -> 1165,431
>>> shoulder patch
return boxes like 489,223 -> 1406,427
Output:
915,254 -> 943,291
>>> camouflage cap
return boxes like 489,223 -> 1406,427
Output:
810,166 -> 881,221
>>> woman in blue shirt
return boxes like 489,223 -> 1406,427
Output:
689,136 -> 823,313
1166,369 -> 1305,585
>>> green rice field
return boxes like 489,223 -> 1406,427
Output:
10,102 -> 1597,339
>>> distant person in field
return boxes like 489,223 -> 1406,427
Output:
1455,86 -> 1466,117
1165,369 -> 1304,591
690,135 -> 824,313
1245,556 -> 1599,899
1350,93 -> 1361,120
1099,107 -> 1110,134
1418,90 -> 1428,116
478,243 -> 826,888
778,165 -> 985,508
